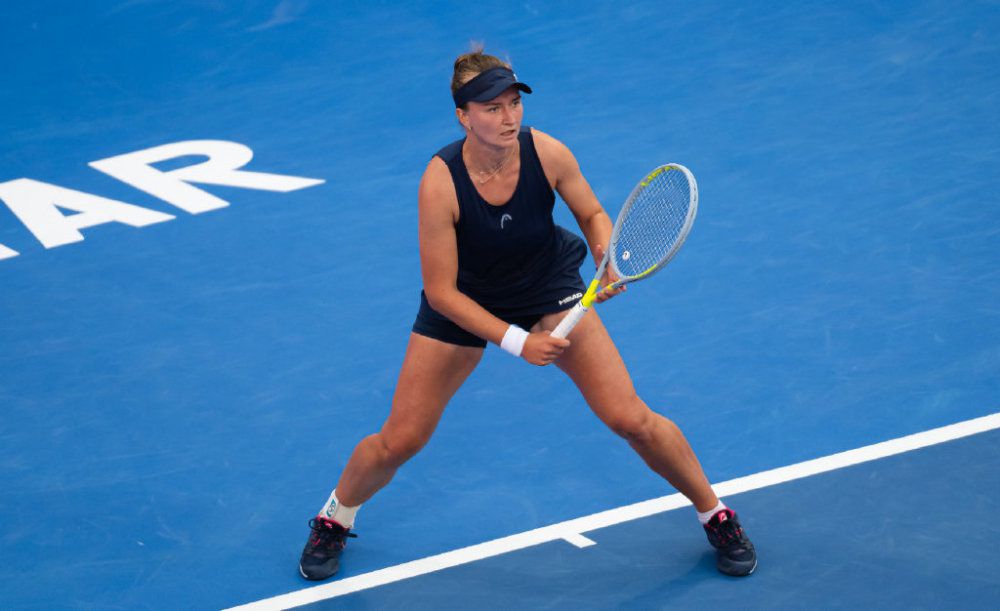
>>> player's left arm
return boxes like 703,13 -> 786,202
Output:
532,128 -> 623,302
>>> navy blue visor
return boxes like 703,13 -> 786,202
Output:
453,67 -> 532,107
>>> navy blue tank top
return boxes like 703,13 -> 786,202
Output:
434,127 -> 587,315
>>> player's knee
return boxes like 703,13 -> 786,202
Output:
377,430 -> 429,466
605,401 -> 656,445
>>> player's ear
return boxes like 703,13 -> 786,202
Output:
456,107 -> 470,131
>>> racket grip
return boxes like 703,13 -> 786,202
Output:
551,302 -> 589,339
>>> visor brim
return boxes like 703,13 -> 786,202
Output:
467,81 -> 533,104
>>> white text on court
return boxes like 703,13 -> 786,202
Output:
0,140 -> 325,261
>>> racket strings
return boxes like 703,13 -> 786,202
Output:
613,169 -> 693,279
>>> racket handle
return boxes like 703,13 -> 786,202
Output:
551,302 -> 589,339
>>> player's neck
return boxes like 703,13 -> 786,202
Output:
463,137 -> 518,183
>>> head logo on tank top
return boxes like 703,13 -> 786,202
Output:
500,213 -> 513,229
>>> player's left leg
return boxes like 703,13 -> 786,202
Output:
537,308 -> 716,509
535,308 -> 757,576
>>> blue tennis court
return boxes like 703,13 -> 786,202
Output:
3,1 -> 999,609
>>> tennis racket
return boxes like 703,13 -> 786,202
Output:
551,163 -> 698,339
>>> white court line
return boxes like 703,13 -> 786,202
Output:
226,411 -> 1000,611
560,532 -> 597,548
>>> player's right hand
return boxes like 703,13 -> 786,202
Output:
521,331 -> 570,366
593,243 -> 626,304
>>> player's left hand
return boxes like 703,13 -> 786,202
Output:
593,243 -> 626,304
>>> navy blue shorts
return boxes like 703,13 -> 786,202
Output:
412,275 -> 586,348
411,292 -> 548,348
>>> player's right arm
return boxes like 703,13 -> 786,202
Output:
417,157 -> 568,364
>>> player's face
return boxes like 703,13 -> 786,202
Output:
459,87 -> 523,146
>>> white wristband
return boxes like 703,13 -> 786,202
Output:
500,324 -> 529,357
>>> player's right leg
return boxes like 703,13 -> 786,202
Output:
335,332 -> 484,506
299,332 -> 484,580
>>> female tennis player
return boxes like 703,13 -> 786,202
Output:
299,48 -> 756,580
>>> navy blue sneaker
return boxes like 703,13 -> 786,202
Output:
703,509 -> 757,576
299,517 -> 356,580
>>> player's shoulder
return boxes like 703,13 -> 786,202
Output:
530,128 -> 578,180
420,156 -> 453,194
423,154 -> 451,179
529,127 -> 572,158
419,156 -> 459,214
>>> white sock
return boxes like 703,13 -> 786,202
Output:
696,500 -> 727,525
318,489 -> 360,528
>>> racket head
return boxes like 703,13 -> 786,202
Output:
608,163 -> 698,283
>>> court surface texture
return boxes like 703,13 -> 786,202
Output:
2,2 -> 999,609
